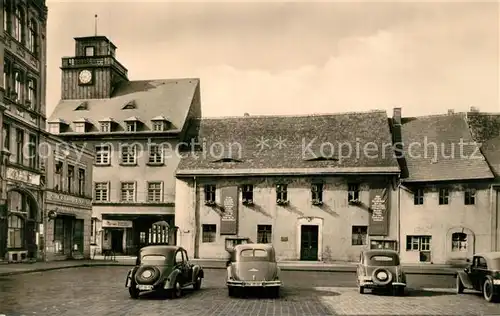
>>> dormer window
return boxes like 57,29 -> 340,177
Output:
101,122 -> 110,132
73,118 -> 90,133
48,123 -> 59,134
47,119 -> 68,135
151,115 -> 170,131
85,46 -> 95,56
126,122 -> 136,132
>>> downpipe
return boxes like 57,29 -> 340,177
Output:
490,184 -> 500,251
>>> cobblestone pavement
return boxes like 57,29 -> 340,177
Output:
0,267 -> 497,316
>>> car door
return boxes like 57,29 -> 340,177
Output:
174,250 -> 186,284
356,253 -> 364,283
183,249 -> 194,282
475,256 -> 488,289
469,256 -> 484,290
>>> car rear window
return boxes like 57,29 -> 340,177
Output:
141,255 -> 166,265
240,249 -> 269,260
368,255 -> 399,266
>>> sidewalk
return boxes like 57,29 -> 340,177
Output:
0,256 -> 462,276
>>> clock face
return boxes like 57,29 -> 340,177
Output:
79,70 -> 92,84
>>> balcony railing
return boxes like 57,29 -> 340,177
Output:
61,55 -> 128,77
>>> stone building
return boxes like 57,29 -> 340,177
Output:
0,0 -> 48,262
175,111 -> 401,261
393,107 -> 499,264
40,133 -> 94,260
47,34 -> 201,256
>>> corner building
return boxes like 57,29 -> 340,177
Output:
48,34 -> 201,256
175,111 -> 401,261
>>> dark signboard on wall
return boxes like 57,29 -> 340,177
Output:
369,187 -> 390,236
220,186 -> 239,235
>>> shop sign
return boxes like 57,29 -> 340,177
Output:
102,220 -> 133,228
6,167 -> 40,186
220,186 -> 238,235
46,191 -> 92,207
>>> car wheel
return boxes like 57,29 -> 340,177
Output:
359,286 -> 364,294
393,286 -> 404,296
483,279 -> 497,302
269,287 -> 280,298
170,279 -> 182,299
193,275 -> 202,290
128,285 -> 140,299
228,287 -> 236,297
456,277 -> 464,294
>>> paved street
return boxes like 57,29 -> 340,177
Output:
0,267 -> 498,316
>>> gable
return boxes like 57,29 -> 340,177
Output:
122,100 -> 136,109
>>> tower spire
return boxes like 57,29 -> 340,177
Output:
94,14 -> 98,36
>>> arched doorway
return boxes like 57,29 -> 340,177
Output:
5,189 -> 39,259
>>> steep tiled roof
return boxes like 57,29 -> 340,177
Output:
176,110 -> 400,176
400,113 -> 493,182
466,112 -> 500,176
48,78 -> 199,134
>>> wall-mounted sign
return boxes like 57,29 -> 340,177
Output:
220,186 -> 238,235
102,220 -> 133,228
46,191 -> 92,207
6,167 -> 40,186
369,187 -> 390,236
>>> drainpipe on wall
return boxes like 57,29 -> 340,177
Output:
397,182 -> 401,253
490,184 -> 500,251
193,176 -> 199,259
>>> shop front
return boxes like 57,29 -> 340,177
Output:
44,191 -> 92,261
94,214 -> 176,255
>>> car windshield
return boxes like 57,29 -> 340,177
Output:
238,249 -> 270,261
367,255 -> 399,266
141,254 -> 167,265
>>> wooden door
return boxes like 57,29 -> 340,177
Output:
300,225 -> 319,261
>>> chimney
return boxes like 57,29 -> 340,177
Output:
244,113 -> 250,117
470,106 -> 479,112
393,107 -> 402,125
448,109 -> 454,115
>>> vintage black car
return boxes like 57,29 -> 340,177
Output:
226,243 -> 282,297
356,249 -> 406,296
125,245 -> 204,299
456,252 -> 500,302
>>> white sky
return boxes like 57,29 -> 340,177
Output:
45,0 -> 500,118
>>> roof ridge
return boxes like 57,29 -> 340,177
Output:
198,110 -> 388,120
403,112 -> 466,120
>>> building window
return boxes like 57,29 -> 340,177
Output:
348,183 -> 360,202
26,79 -> 35,108
439,188 -> 449,205
94,182 -> 109,202
257,225 -> 272,243
242,184 -> 253,203
126,122 -> 137,132
28,134 -> 36,169
276,184 -> 287,203
120,182 -> 135,202
13,6 -> 24,43
78,168 -> 85,196
14,70 -> 22,102
27,18 -> 37,53
74,122 -> 85,133
3,59 -> 10,91
202,224 -> 216,243
414,188 -> 424,205
90,218 -> 97,245
3,123 -> 10,150
204,185 -> 216,204
3,0 -> 10,33
100,122 -> 110,132
7,215 -> 24,248
67,165 -> 74,193
53,217 -> 64,254
352,226 -> 367,245
465,188 -> 476,205
15,128 -> 23,164
311,183 -> 323,204
48,123 -> 59,134
147,182 -> 162,202
85,46 -> 95,56
152,121 -> 165,131
95,145 -> 110,165
406,235 -> 432,251
121,145 -> 136,164
452,232 -> 467,251
148,144 -> 163,164
54,161 -> 63,190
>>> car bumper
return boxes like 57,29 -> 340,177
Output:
126,277 -> 166,291
227,280 -> 282,288
360,278 -> 406,288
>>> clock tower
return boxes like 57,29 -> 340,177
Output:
60,36 -> 129,100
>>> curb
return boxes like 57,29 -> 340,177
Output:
0,263 -> 458,276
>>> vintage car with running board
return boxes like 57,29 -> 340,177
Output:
125,245 -> 204,299
226,243 -> 281,297
356,249 -> 406,296
456,252 -> 500,302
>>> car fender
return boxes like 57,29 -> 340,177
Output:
125,267 -> 138,287
192,265 -> 204,282
226,265 -> 233,280
166,269 -> 182,288
457,270 -> 474,289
